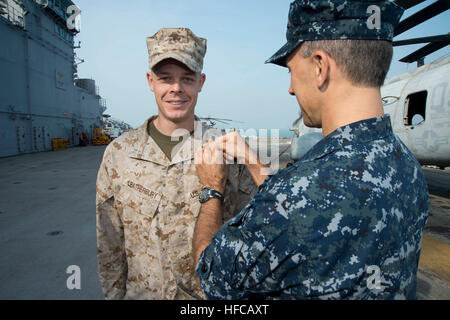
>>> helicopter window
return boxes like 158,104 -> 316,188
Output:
404,91 -> 427,126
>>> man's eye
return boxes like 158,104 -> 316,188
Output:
184,77 -> 194,82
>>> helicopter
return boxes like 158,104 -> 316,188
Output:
288,0 -> 450,169
198,117 -> 244,130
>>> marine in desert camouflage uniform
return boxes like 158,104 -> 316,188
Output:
96,28 -> 256,300
193,0 -> 429,299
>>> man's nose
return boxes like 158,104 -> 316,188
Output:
288,86 -> 295,96
170,80 -> 183,93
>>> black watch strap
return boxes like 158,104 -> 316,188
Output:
199,187 -> 224,204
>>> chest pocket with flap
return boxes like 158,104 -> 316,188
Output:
118,182 -> 162,218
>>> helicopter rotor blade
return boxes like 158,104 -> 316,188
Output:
199,117 -> 245,124
394,0 -> 450,37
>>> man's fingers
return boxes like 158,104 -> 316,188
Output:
214,133 -> 239,158
197,144 -> 223,165
198,132 -> 246,165
203,145 -> 214,164
224,152 -> 235,163
212,135 -> 226,152
194,145 -> 206,165
210,145 -> 224,164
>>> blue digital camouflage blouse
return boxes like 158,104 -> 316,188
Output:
196,115 -> 429,300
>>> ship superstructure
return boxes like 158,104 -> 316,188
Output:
0,0 -> 106,157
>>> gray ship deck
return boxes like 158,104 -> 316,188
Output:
0,145 -> 449,299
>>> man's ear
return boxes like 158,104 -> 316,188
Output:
147,71 -> 155,92
198,73 -> 206,93
312,50 -> 330,91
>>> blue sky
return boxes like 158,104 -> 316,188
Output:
75,0 -> 449,130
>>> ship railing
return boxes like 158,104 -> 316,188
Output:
99,99 -> 107,112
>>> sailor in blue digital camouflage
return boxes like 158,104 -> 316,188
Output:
193,0 -> 430,300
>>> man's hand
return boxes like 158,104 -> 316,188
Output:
213,132 -> 270,187
212,131 -> 254,165
195,143 -> 228,194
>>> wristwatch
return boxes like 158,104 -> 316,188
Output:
199,187 -> 224,204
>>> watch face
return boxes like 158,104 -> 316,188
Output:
199,189 -> 209,203
199,188 -> 224,204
